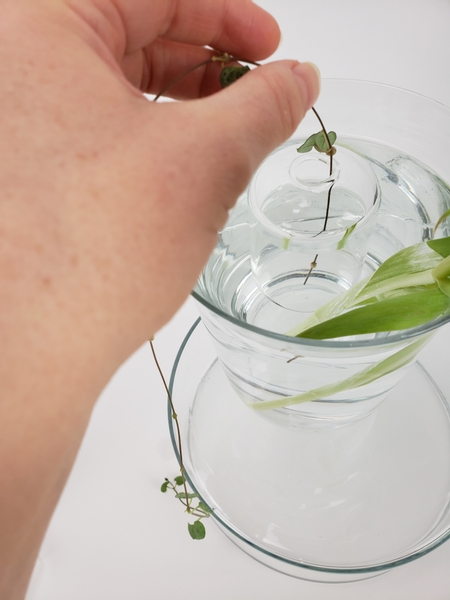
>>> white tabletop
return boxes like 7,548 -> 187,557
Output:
27,2 -> 450,599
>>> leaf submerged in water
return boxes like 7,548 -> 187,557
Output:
290,237 -> 450,340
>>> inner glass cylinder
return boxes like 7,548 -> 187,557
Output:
249,142 -> 380,313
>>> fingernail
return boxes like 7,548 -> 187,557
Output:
291,62 -> 321,111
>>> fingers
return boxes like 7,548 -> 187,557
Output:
140,39 -> 228,98
110,0 -> 280,59
188,61 -> 321,200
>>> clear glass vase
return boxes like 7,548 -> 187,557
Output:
194,79 -> 450,427
173,80 -> 450,580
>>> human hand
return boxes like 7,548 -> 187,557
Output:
0,2 -> 319,596
0,0 -> 320,366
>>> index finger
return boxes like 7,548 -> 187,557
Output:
114,0 -> 281,59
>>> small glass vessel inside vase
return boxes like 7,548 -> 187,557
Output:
249,142 -> 380,313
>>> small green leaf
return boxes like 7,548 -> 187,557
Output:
336,223 -> 357,250
297,133 -> 318,153
297,131 -> 337,154
298,286 -> 450,339
160,481 -> 169,493
175,492 -> 199,500
434,208 -> 450,233
220,65 -> 250,88
188,520 -> 206,540
313,130 -> 337,153
174,475 -> 185,486
197,501 -> 211,514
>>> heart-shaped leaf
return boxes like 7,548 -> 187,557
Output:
220,65 -> 250,88
188,520 -> 206,540
313,130 -> 337,153
296,132 -> 318,153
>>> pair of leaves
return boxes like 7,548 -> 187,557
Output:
292,236 -> 450,340
297,130 -> 337,155
160,475 -> 185,492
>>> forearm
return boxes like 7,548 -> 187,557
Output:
0,295 -> 118,599
0,0 -> 319,597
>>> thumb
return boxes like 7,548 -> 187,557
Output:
193,60 -> 321,195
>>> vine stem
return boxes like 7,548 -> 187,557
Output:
302,108 -> 336,285
311,106 -> 335,234
149,340 -> 192,513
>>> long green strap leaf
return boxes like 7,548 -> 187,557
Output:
297,286 -> 450,339
251,335 -> 431,411
360,242 -> 442,296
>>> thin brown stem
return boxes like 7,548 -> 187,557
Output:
149,340 -> 192,512
152,58 -> 213,102
311,106 -> 334,235
303,108 -> 336,284
311,107 -> 334,173
303,253 -> 318,285
322,180 -> 335,233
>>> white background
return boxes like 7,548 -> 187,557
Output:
27,1 -> 450,599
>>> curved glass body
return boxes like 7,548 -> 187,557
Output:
171,81 -> 450,579
193,80 -> 450,426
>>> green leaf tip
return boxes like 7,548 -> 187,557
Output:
336,223 -> 357,250
188,520 -> 206,540
220,65 -> 250,88
434,208 -> 450,234
174,475 -> 185,486
160,481 -> 169,493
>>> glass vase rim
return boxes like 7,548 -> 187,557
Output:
308,77 -> 450,111
191,288 -> 450,349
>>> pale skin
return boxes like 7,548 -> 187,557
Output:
0,0 -> 320,597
